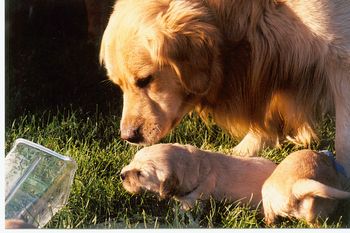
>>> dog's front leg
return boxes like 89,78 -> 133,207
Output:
335,93 -> 350,177
232,131 -> 265,157
334,79 -> 350,176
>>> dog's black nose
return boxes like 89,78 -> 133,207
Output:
120,126 -> 143,143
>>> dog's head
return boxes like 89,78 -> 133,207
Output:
100,0 -> 222,144
120,144 -> 188,198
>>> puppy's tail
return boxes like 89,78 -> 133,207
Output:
292,179 -> 350,200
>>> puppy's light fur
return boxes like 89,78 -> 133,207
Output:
262,150 -> 350,225
100,0 -> 350,174
121,143 -> 276,209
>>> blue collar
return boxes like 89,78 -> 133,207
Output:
320,150 -> 347,177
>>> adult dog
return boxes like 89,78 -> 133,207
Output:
100,0 -> 350,173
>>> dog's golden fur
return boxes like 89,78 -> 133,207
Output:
121,143 -> 277,209
262,150 -> 350,225
100,0 -> 350,170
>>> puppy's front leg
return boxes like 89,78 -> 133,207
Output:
262,187 -> 278,226
264,212 -> 277,226
177,192 -> 201,210
178,182 -> 214,210
178,198 -> 195,211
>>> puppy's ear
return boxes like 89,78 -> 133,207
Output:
153,1 -> 221,95
159,173 -> 179,199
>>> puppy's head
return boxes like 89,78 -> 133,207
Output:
100,0 -> 222,145
120,144 -> 187,198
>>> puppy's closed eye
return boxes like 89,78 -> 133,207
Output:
136,170 -> 143,177
121,169 -> 143,180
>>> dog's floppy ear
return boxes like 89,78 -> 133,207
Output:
159,173 -> 179,199
153,0 -> 221,95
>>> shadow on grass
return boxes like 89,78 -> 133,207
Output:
6,0 -> 121,125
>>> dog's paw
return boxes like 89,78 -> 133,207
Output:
231,132 -> 264,156
232,144 -> 258,157
232,141 -> 261,157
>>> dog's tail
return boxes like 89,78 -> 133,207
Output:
292,179 -> 350,200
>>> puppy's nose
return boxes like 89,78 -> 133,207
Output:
120,126 -> 143,143
120,172 -> 126,181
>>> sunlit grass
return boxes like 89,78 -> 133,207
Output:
5,108 -> 348,228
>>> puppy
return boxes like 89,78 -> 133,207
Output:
262,150 -> 350,225
121,143 -> 276,210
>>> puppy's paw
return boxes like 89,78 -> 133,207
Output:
180,200 -> 194,211
264,215 -> 276,226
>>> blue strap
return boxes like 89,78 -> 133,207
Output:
320,150 -> 347,177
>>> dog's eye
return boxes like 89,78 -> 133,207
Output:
136,75 -> 153,88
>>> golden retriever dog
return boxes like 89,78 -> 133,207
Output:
100,0 -> 350,173
262,150 -> 350,225
121,143 -> 277,210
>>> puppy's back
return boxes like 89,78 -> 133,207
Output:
265,150 -> 342,193
203,150 -> 277,206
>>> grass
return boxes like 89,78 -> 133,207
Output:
5,108 -> 350,229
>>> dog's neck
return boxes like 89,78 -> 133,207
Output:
204,0 -> 284,42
